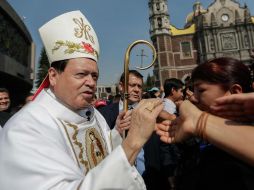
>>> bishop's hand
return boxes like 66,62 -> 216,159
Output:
122,98 -> 163,165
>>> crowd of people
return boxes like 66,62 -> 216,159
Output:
0,10 -> 254,190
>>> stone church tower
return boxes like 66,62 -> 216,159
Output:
149,0 -> 198,86
149,0 -> 254,86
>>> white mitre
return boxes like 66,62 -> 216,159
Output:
39,10 -> 99,63
33,10 -> 99,99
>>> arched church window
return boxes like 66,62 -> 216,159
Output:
210,38 -> 215,51
244,34 -> 249,47
181,41 -> 192,58
156,3 -> 160,11
157,17 -> 162,28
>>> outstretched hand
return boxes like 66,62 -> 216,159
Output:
210,93 -> 254,122
156,100 -> 201,144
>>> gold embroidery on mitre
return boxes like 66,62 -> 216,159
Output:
51,17 -> 98,58
73,17 -> 94,44
52,40 -> 98,58
85,128 -> 107,169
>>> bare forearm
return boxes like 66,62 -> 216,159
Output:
204,115 -> 254,166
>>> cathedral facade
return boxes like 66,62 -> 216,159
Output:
148,0 -> 254,86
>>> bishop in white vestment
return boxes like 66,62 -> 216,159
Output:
0,88 -> 146,190
0,10 -> 163,190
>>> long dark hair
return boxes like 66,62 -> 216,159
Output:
192,57 -> 252,93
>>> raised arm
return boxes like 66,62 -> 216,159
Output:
156,100 -> 254,166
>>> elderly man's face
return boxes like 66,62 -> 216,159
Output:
0,92 -> 10,111
49,57 -> 98,110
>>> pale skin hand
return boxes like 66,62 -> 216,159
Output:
210,92 -> 254,122
156,100 -> 201,143
122,99 -> 163,165
116,110 -> 132,136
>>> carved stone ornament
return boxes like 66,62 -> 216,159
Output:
221,32 -> 237,50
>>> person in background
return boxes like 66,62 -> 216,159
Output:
98,70 -> 146,176
94,99 -> 107,109
148,87 -> 161,98
0,10 -> 163,190
12,92 -> 35,113
113,93 -> 121,103
0,88 -> 12,127
0,88 -> 11,112
106,94 -> 114,105
160,78 -> 184,190
156,57 -> 254,190
163,78 -> 183,115
98,70 -> 143,131
90,94 -> 97,106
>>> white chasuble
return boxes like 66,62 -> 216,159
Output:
0,89 -> 146,190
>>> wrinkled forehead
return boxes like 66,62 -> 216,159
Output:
129,74 -> 143,84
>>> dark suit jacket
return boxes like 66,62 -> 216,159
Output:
98,102 -> 119,129
0,111 -> 12,127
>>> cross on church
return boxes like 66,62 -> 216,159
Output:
136,49 -> 148,68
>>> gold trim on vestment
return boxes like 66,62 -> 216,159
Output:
59,118 -> 109,175
59,120 -> 81,169
77,179 -> 83,190
65,122 -> 90,174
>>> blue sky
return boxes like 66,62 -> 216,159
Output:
6,0 -> 254,86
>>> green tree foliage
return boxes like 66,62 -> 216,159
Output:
144,73 -> 155,91
36,48 -> 50,88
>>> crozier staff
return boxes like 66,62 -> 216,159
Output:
122,40 -> 157,138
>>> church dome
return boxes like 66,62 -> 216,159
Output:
185,1 -> 207,24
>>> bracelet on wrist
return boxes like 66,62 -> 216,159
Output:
196,111 -> 209,141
